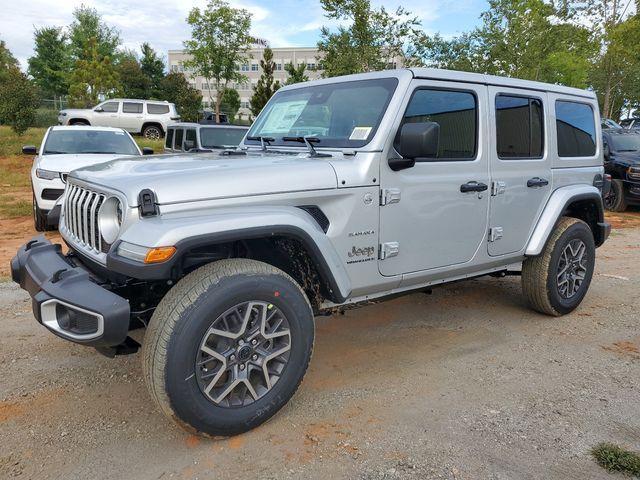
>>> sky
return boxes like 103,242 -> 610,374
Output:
2,0 -> 487,69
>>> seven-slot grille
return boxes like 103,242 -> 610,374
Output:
63,184 -> 106,252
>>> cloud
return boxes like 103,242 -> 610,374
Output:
2,0 -> 485,70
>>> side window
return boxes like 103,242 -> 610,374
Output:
101,101 -> 119,113
397,88 -> 477,160
184,129 -> 197,150
496,95 -> 544,159
555,100 -> 596,157
165,128 -> 174,149
147,103 -> 170,115
174,129 -> 184,151
123,102 -> 143,114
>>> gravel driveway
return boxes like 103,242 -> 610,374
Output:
1,226 -> 638,480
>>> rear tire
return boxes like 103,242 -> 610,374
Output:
33,193 -> 47,232
604,179 -> 627,212
142,125 -> 162,140
142,259 -> 314,437
522,217 -> 595,316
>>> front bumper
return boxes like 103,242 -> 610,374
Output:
10,236 -> 130,347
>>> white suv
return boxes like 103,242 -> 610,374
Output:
58,99 -> 180,139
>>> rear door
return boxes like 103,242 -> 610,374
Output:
487,87 -> 552,256
120,101 -> 144,132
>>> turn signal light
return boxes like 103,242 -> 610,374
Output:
144,246 -> 176,264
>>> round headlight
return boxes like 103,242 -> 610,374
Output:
98,196 -> 123,245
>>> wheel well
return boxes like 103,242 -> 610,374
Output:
142,122 -> 164,135
178,235 -> 334,309
69,118 -> 90,125
563,197 -> 604,245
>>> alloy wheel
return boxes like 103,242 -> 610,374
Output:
195,301 -> 291,408
556,239 -> 588,299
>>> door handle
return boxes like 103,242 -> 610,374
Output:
527,177 -> 549,188
460,181 -> 488,193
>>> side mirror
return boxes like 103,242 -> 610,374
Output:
603,144 -> 610,160
22,145 -> 37,155
389,122 -> 440,171
142,147 -> 154,155
94,107 -> 104,113
184,140 -> 196,151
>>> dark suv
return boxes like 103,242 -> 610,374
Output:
603,129 -> 640,211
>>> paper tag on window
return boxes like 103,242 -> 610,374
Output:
349,127 -> 372,141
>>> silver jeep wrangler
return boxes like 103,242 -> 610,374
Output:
12,69 -> 611,436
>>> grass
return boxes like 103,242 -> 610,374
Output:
0,196 -> 31,218
592,442 -> 640,477
0,125 -> 165,158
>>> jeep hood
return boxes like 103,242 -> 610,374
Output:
39,153 -> 138,173
69,151 -> 338,206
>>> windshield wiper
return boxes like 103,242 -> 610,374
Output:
43,150 -> 66,155
282,136 -> 331,158
78,151 -> 119,154
246,136 -> 275,152
617,149 -> 638,152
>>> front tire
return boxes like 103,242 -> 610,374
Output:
142,259 -> 314,436
604,179 -> 627,212
522,217 -> 596,316
33,193 -> 47,232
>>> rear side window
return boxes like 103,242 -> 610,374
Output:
174,129 -> 184,150
185,129 -> 197,150
123,102 -> 143,114
165,128 -> 174,149
397,88 -> 477,160
147,103 -> 170,114
496,95 -> 544,159
555,101 -> 596,157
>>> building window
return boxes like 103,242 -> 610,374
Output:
241,64 -> 249,71
496,95 -> 544,159
397,88 -> 477,161
251,63 -> 259,71
307,63 -> 316,70
275,63 -> 282,71
387,62 -> 397,70
171,65 -> 178,72
555,100 -> 596,157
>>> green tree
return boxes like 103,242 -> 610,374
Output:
28,27 -> 71,103
250,47 -> 280,115
140,43 -> 165,98
117,56 -> 150,99
284,62 -> 308,85
69,5 -> 121,61
68,37 -> 120,107
220,87 -> 240,121
184,0 -> 252,122
0,39 -> 19,83
411,0 -> 596,89
158,72 -> 202,122
0,67 -> 39,134
318,0 -> 421,77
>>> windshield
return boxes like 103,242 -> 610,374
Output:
200,127 -> 248,149
246,78 -> 399,148
611,133 -> 640,152
43,130 -> 140,155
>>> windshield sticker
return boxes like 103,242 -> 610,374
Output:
115,131 -> 125,135
260,100 -> 308,134
349,127 -> 372,141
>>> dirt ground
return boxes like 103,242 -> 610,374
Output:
1,215 -> 639,479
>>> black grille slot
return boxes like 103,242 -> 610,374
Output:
297,206 -> 330,233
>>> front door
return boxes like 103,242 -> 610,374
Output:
487,87 -> 552,256
378,80 -> 490,277
96,100 -> 120,127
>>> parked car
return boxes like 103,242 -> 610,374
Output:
58,99 -> 180,139
12,69 -> 610,437
602,129 -> 640,211
601,118 -> 622,130
164,123 -> 249,152
619,117 -> 640,130
199,111 -> 229,124
24,126 -> 153,231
